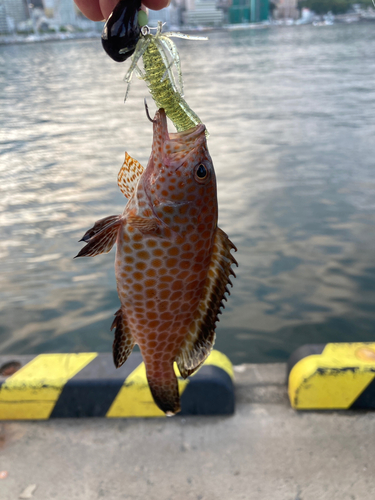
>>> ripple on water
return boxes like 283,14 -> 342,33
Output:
1,25 -> 375,362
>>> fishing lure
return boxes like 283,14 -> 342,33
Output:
102,4 -> 207,133
124,21 -> 207,133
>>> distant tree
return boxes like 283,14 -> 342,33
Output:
299,0 -> 375,13
269,0 -> 277,14
298,0 -> 351,13
356,0 -> 375,7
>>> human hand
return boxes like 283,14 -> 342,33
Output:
74,0 -> 169,22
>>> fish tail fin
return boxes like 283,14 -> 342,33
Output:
146,362 -> 181,416
75,215 -> 122,258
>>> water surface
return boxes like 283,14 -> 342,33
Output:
1,24 -> 375,363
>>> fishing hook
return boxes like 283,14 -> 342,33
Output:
144,98 -> 156,123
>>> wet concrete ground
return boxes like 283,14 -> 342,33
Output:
1,364 -> 374,500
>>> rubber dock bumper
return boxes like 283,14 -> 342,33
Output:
0,350 -> 234,419
288,343 -> 375,410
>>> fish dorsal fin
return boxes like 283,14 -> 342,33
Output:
117,152 -> 144,199
176,227 -> 238,379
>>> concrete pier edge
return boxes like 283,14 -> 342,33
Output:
0,350 -> 234,419
1,360 -> 375,500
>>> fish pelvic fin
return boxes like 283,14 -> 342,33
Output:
176,227 -> 238,379
75,215 -> 122,258
146,362 -> 181,416
111,308 -> 135,368
118,152 -> 144,199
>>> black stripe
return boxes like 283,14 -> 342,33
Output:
350,375 -> 375,409
180,365 -> 234,415
287,344 -> 325,379
50,353 -> 142,418
0,355 -> 36,390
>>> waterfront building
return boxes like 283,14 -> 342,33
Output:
148,5 -> 171,26
164,0 -> 269,26
147,3 -> 183,28
229,0 -> 269,22
0,2 -> 9,33
272,0 -> 298,19
56,0 -> 76,25
43,0 -> 76,25
0,2 -> 7,33
2,0 -> 28,26
182,0 -> 224,26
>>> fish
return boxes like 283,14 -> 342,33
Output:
76,108 -> 237,415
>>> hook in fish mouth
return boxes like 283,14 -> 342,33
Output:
144,98 -> 156,123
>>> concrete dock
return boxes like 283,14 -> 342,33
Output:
1,363 -> 374,500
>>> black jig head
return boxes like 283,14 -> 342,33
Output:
102,0 -> 142,63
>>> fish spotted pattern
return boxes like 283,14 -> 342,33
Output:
76,109 -> 237,415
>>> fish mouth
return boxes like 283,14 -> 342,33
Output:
153,109 -> 206,163
145,109 -> 208,217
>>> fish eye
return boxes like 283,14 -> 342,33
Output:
195,164 -> 208,180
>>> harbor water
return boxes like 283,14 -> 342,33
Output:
1,23 -> 375,363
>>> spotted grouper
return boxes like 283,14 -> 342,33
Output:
76,108 -> 237,415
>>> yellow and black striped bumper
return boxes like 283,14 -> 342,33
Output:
288,343 -> 375,410
0,350 -> 234,419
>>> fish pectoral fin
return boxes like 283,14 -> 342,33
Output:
75,215 -> 122,258
118,152 -> 145,199
146,363 -> 181,416
127,215 -> 162,236
176,227 -> 238,379
111,308 -> 135,368
79,215 -> 121,242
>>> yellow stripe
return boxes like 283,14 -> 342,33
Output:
0,353 -> 97,419
106,349 -> 232,417
322,343 -> 375,366
106,362 -> 189,418
107,362 -> 189,418
289,343 -> 375,409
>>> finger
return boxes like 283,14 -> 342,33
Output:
142,0 -> 170,10
75,0 -> 170,22
99,0 -> 121,19
74,0 -> 104,21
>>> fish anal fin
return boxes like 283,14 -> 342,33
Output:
75,216 -> 122,258
111,308 -> 135,368
118,152 -> 144,199
146,363 -> 181,415
176,227 -> 237,379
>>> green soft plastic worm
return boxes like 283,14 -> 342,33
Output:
123,21 -> 207,133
